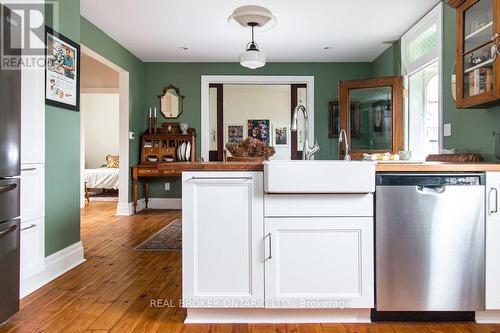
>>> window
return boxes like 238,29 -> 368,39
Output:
401,3 -> 443,160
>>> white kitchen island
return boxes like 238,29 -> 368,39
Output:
181,161 -> 376,323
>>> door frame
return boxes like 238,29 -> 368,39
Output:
80,45 -> 130,216
200,76 -> 315,161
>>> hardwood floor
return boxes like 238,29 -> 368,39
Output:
1,202 -> 499,332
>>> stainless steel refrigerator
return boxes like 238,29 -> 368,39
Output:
0,3 -> 21,323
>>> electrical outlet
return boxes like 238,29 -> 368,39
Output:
164,183 -> 170,191
444,123 -> 452,137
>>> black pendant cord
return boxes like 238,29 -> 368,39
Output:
251,25 -> 255,44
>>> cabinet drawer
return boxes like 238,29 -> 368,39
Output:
137,168 -> 159,176
20,217 -> 44,280
21,164 -> 44,222
265,194 -> 373,217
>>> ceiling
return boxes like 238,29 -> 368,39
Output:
80,0 -> 441,63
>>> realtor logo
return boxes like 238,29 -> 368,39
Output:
0,1 -> 58,70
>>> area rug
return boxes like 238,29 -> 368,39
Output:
136,219 -> 182,251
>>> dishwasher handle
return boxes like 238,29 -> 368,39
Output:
417,185 -> 446,194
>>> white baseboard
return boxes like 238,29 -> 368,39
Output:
127,198 -> 181,214
476,310 -> 500,323
116,202 -> 132,216
185,308 -> 371,324
20,241 -> 86,298
148,198 -> 182,210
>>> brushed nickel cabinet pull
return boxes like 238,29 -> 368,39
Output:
21,167 -> 36,171
491,188 -> 499,214
267,233 -> 272,260
21,224 -> 36,231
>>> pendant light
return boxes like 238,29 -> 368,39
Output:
240,22 -> 266,69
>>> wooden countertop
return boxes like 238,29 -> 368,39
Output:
155,161 -> 264,172
135,161 -> 500,173
375,162 -> 500,172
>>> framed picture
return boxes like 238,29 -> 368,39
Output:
247,119 -> 270,145
328,101 -> 361,138
372,100 -> 391,132
45,26 -> 80,111
273,126 -> 289,146
226,124 -> 244,144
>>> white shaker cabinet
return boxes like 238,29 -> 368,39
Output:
182,172 -> 264,307
20,52 -> 45,284
486,172 -> 500,309
21,60 -> 45,165
20,164 -> 44,222
264,217 -> 374,309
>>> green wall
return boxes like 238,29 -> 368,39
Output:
143,62 -> 372,198
45,0 -> 81,256
80,17 -> 146,201
443,5 -> 500,160
371,41 -> 401,77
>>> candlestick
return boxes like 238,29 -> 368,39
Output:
149,107 -> 152,119
154,107 -> 157,118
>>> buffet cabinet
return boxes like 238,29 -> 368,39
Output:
449,0 -> 500,108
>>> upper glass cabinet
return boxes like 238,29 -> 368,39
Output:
451,0 -> 500,108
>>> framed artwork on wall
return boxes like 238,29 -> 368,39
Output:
247,119 -> 270,145
273,125 -> 289,147
45,26 -> 80,111
226,124 -> 245,144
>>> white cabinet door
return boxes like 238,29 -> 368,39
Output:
182,172 -> 264,307
21,63 -> 45,164
486,172 -> 500,309
21,164 -> 45,222
265,217 -> 374,308
20,217 -> 44,280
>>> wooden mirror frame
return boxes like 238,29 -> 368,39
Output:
338,76 -> 404,160
158,84 -> 185,119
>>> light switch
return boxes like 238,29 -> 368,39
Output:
129,131 -> 135,140
444,123 -> 452,137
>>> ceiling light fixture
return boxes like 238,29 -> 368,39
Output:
228,5 -> 276,70
228,5 -> 277,32
240,22 -> 266,69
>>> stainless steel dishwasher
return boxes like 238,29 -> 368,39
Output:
375,173 -> 485,311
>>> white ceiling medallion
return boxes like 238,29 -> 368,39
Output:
228,5 -> 277,69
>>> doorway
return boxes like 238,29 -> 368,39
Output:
201,76 -> 314,161
80,45 -> 130,215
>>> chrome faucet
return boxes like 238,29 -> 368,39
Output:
291,105 -> 320,160
339,129 -> 351,161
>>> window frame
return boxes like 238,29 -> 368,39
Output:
401,2 -> 444,155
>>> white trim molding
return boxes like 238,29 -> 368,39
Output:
476,310 -> 500,323
121,198 -> 182,215
20,241 -> 85,298
185,308 -> 371,324
80,45 -> 130,215
200,75 -> 315,161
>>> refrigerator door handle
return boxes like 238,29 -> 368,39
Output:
0,183 -> 17,194
0,225 -> 17,240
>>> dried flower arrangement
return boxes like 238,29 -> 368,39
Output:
226,137 -> 276,160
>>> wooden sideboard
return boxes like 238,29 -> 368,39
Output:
131,162 -> 265,213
